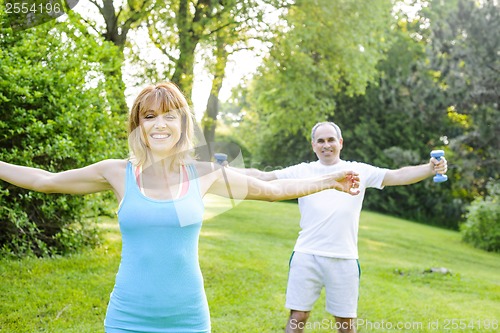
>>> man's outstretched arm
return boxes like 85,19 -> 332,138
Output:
382,157 -> 448,186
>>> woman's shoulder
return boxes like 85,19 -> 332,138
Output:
95,159 -> 129,177
189,159 -> 212,169
98,158 -> 129,168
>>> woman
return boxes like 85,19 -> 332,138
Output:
0,82 -> 360,333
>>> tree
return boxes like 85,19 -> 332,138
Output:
137,0 -> 288,148
201,0 -> 286,145
329,15 -> 461,228
333,0 -> 499,228
243,0 -> 394,164
202,31 -> 230,147
425,0 -> 500,199
82,0 -> 157,113
145,0 -> 224,98
238,0 -> 498,229
0,16 -> 125,256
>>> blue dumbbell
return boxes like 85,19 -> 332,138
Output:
214,152 -> 235,206
430,150 -> 447,183
214,153 -> 228,165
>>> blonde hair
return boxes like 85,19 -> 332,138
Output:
128,82 -> 195,166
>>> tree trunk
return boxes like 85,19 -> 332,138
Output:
171,0 -> 200,100
202,34 -> 229,145
98,0 -> 129,113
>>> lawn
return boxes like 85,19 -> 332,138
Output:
0,199 -> 498,332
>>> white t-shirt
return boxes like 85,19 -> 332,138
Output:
274,160 -> 387,259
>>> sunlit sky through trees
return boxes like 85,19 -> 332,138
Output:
72,0 -> 428,120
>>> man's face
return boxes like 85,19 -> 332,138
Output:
311,124 -> 343,165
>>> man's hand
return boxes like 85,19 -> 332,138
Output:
430,156 -> 448,175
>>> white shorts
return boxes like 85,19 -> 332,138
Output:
285,252 -> 360,318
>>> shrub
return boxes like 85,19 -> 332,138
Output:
460,180 -> 500,252
0,16 -> 125,257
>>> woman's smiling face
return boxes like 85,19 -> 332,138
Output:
128,82 -> 195,167
140,108 -> 182,159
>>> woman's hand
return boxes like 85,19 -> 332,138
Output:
331,171 -> 361,195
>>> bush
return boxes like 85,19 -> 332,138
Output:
460,180 -> 500,252
0,16 -> 126,257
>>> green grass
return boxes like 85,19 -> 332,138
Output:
1,200 -> 499,332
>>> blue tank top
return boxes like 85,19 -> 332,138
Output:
104,162 -> 210,333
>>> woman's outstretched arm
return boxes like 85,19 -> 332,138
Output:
206,165 -> 360,201
0,159 -> 122,195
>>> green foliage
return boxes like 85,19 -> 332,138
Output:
238,0 -> 397,167
0,17 -> 126,257
247,0 -> 393,139
236,0 -> 498,230
328,16 -> 462,228
242,5 -> 463,227
426,0 -> 500,199
461,180 -> 500,252
346,0 -> 499,228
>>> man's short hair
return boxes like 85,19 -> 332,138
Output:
311,122 -> 342,141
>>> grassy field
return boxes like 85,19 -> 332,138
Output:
0,199 -> 498,332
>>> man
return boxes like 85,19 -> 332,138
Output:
231,121 -> 448,333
